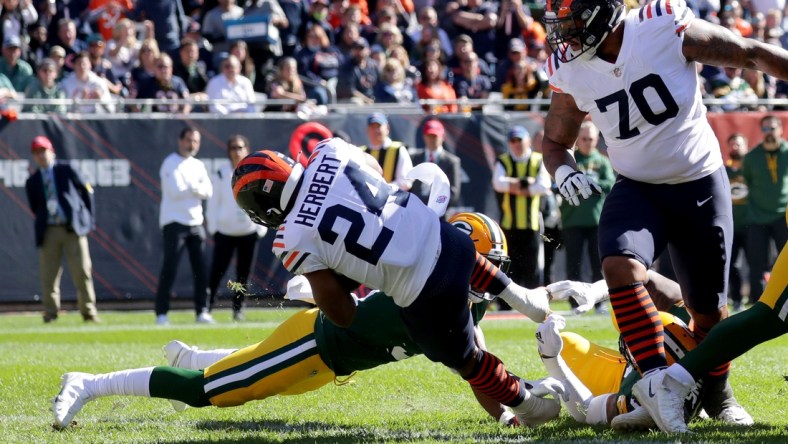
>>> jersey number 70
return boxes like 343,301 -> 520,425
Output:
595,73 -> 679,140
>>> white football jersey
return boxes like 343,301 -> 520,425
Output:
546,0 -> 722,184
272,138 -> 441,307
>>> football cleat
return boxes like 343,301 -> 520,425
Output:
701,379 -> 754,426
610,405 -> 656,431
163,340 -> 198,412
53,372 -> 95,429
632,368 -> 691,433
513,392 -> 562,427
196,312 -> 216,324
155,314 -> 169,326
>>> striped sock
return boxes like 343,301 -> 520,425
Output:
610,282 -> 667,373
692,325 -> 731,379
464,350 -> 525,407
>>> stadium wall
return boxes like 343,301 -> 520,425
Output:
0,111 -> 783,306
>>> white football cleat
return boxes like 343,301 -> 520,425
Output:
514,393 -> 562,427
163,340 -> 199,412
715,402 -> 754,426
53,372 -> 95,429
632,368 -> 691,433
611,405 -> 656,431
196,312 -> 216,324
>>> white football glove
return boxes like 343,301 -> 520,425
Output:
284,276 -> 316,305
524,377 -> 568,401
536,313 -> 566,359
546,279 -> 609,314
555,165 -> 602,206
498,283 -> 550,323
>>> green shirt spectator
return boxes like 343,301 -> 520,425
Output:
0,35 -> 35,92
23,58 -> 66,113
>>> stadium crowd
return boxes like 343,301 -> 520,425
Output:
1,0 -> 786,113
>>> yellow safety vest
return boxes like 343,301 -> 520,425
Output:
497,151 -> 542,231
360,141 -> 404,184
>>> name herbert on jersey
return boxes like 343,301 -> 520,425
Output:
293,155 -> 341,227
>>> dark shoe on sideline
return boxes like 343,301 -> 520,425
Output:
43,314 -> 58,323
83,315 -> 102,323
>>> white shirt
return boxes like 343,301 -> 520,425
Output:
545,0 -> 722,184
206,162 -> 267,237
272,138 -> 441,307
492,149 -> 552,195
159,152 -> 212,227
59,71 -> 115,113
206,73 -> 257,114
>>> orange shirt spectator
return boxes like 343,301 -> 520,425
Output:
417,59 -> 457,114
86,0 -> 134,42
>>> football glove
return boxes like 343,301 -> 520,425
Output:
555,165 -> 602,206
524,377 -> 568,401
536,314 -> 566,359
498,283 -> 550,323
546,279 -> 609,314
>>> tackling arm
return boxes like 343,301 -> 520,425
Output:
303,269 -> 359,328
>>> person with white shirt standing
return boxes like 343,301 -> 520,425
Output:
156,127 -> 214,325
205,135 -> 267,322
205,55 -> 256,114
59,52 -> 115,113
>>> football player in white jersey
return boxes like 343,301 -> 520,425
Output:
538,0 -> 788,432
230,139 -> 559,426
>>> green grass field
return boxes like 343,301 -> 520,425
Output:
2,305 -> 787,443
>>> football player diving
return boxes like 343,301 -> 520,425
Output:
52,210 -> 578,429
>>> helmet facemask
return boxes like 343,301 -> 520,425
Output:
543,0 -> 623,62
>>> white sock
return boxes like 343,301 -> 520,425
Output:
86,367 -> 154,398
666,364 -> 696,388
188,349 -> 237,370
542,356 -> 593,422
508,388 -> 534,417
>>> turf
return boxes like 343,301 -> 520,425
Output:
2,305 -> 786,443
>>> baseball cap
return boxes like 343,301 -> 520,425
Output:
423,119 -> 445,137
31,136 -> 54,152
508,38 -> 525,53
86,34 -> 105,45
367,112 -> 388,126
3,35 -> 21,49
352,37 -> 369,49
508,125 -> 530,140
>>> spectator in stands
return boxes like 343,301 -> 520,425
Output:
54,18 -> 86,72
106,18 -> 139,84
0,0 -> 38,46
59,51 -> 115,113
82,0 -> 133,42
132,0 -> 189,54
0,70 -> 14,101
373,57 -> 416,104
446,34 -> 490,80
23,57 -> 66,113
409,119 -> 462,208
245,0 -> 289,77
206,135 -> 266,322
34,0 -> 57,31
373,0 -> 413,37
369,42 -> 386,67
726,133 -> 750,312
447,0 -> 497,65
48,45 -> 65,80
298,0 -> 334,45
360,111 -> 414,190
525,37 -> 548,64
494,0 -> 533,61
411,36 -> 445,71
494,38 -> 525,91
452,51 -> 491,110
0,34 -> 34,91
266,56 -> 306,111
25,135 -> 100,323
336,36 -> 377,104
742,115 -> 788,303
500,58 -> 545,111
764,8 -> 786,44
327,0 -> 348,29
374,21 -> 403,56
278,0 -> 309,57
228,40 -> 260,91
417,58 -> 458,114
722,1 -> 753,37
559,121 -> 614,312
389,44 -> 419,86
295,23 -> 342,105
718,66 -> 760,110
409,6 -> 452,57
748,0 -> 783,16
202,0 -> 244,58
129,38 -> 159,98
155,127 -> 213,325
135,53 -> 191,113
183,20 -> 215,75
27,22 -> 50,70
206,54 -> 256,113
336,22 -> 361,59
173,38 -> 209,94
86,33 -> 123,97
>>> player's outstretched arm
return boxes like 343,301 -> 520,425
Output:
683,19 -> 788,81
304,269 -> 359,328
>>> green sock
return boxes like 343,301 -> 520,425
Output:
149,367 -> 211,407
682,303 -> 788,379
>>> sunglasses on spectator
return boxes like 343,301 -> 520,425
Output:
762,126 -> 779,132
229,144 -> 247,150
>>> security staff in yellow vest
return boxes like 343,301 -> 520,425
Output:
492,125 -> 553,290
360,112 -> 413,190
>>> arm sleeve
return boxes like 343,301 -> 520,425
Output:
470,252 -> 512,295
597,156 -> 616,193
161,160 -> 191,201
491,161 -> 511,193
191,164 -> 213,200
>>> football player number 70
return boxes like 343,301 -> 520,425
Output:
317,162 -> 409,265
